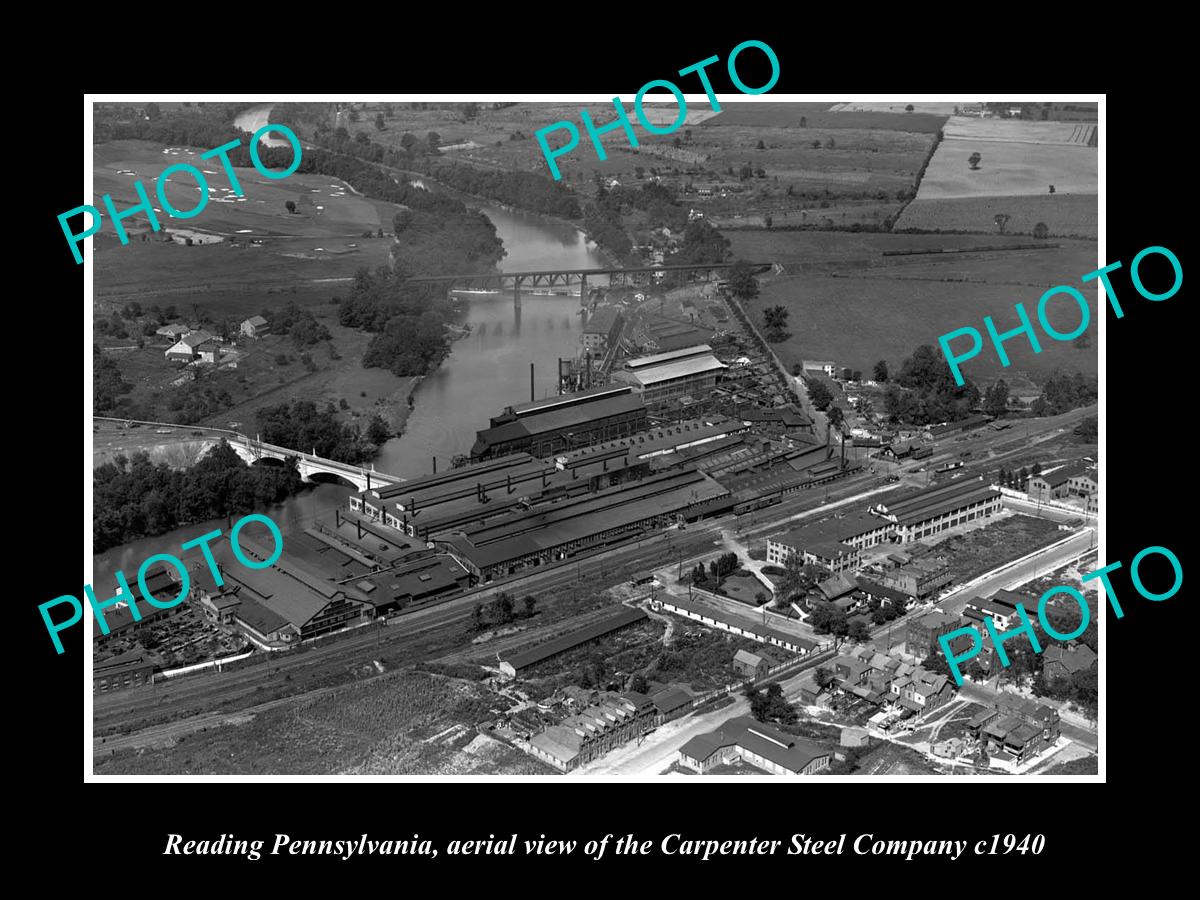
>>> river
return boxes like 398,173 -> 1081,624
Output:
94,116 -> 610,586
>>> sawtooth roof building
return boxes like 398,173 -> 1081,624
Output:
871,476 -> 1002,543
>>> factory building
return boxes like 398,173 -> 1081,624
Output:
766,511 -> 895,571
209,534 -> 371,646
870,477 -> 1002,544
581,307 -> 624,352
351,449 -> 653,542
470,385 -> 647,460
526,689 -> 658,772
440,468 -> 731,583
611,345 -> 727,406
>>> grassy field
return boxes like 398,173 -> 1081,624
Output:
739,235 -> 1099,380
895,194 -> 1098,239
95,669 -> 551,775
92,141 -> 396,304
893,117 -> 1098,238
915,140 -> 1097,199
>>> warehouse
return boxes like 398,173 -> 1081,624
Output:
352,553 -> 471,617
499,607 -> 648,677
470,384 -> 648,459
441,468 -> 731,582
213,535 -> 371,646
581,307 -> 625,352
611,345 -> 727,405
871,477 -> 1002,544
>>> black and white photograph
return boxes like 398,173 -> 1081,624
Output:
81,95 -> 1107,779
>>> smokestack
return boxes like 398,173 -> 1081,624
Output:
335,509 -> 340,528
432,456 -> 437,474
531,362 -> 535,403
357,520 -> 362,540
840,431 -> 846,467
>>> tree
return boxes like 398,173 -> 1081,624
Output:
994,213 -> 1011,235
355,131 -> 370,146
778,552 -> 821,604
374,112 -> 385,131
762,305 -> 789,341
471,603 -> 484,632
764,214 -> 773,229
873,360 -> 889,382
727,260 -> 759,301
427,131 -> 441,148
968,152 -> 982,170
756,139 -> 765,150
815,666 -> 835,689
848,619 -> 870,643
144,102 -> 161,120
826,405 -> 845,430
1033,221 -> 1050,239
365,415 -> 391,445
799,116 -> 807,127
348,109 -> 360,123
494,592 -> 515,624
807,380 -> 834,411
905,104 -> 915,112
523,595 -> 537,618
852,371 -> 863,383
629,674 -> 649,694
984,379 -> 1009,417
285,200 -> 296,214
400,132 -> 418,151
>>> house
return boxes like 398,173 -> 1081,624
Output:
195,340 -> 221,364
733,648 -> 770,680
650,685 -> 693,723
877,557 -> 951,599
802,360 -> 838,378
1043,643 -> 1097,681
905,611 -> 960,660
796,671 -> 834,708
241,315 -> 271,338
815,573 -> 859,605
677,717 -> 831,775
163,329 -> 216,363
155,323 -> 189,340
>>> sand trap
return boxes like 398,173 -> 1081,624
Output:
316,205 -> 324,210
236,229 -> 252,233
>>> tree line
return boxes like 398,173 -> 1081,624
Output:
93,442 -> 304,552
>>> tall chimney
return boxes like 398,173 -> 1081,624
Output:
530,362 -> 535,403
432,456 -> 437,474
335,509 -> 340,528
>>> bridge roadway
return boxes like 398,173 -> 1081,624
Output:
407,261 -> 772,291
93,416 -> 403,491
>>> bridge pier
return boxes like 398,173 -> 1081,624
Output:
579,273 -> 588,306
513,275 -> 522,310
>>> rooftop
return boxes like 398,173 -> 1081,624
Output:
500,607 -> 647,672
678,717 -> 829,774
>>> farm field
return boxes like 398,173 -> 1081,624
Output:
725,229 -> 1093,267
744,236 -> 1099,380
914,140 -> 1097,199
706,102 -> 948,133
941,117 -> 1097,145
94,670 -> 551,775
895,194 -> 1098,239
